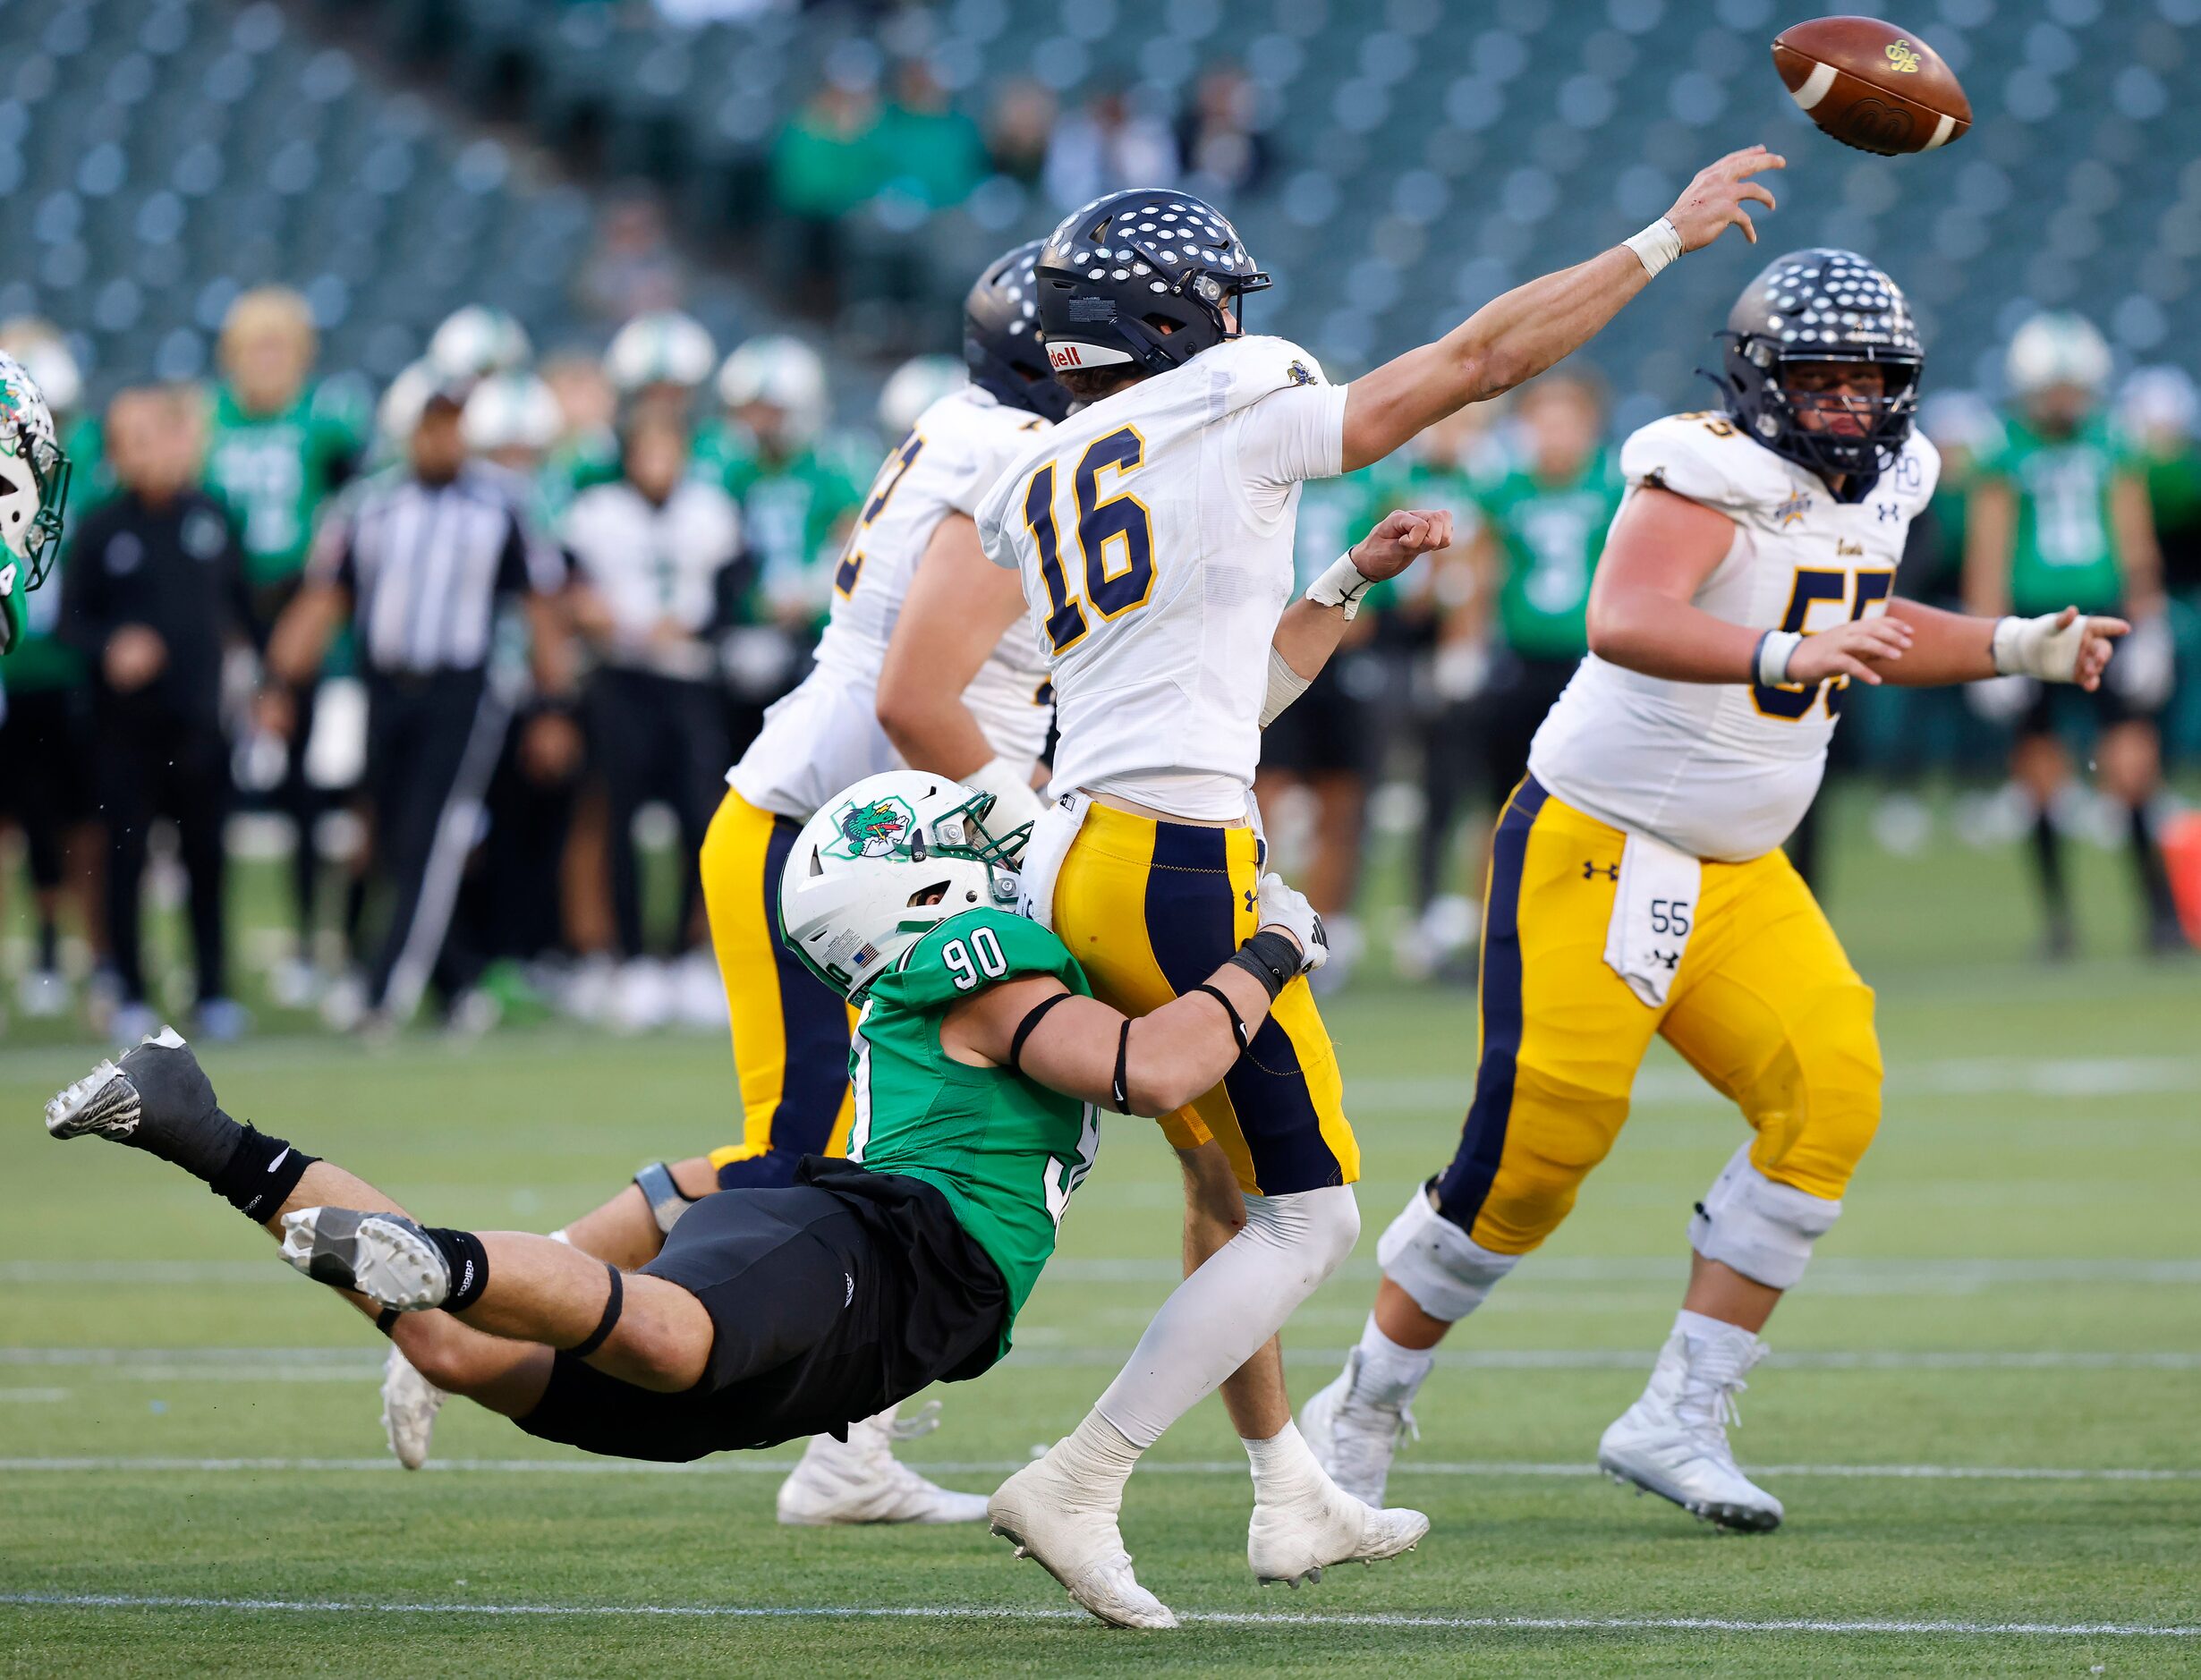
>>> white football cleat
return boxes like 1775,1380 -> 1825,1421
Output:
280,1208 -> 450,1311
1246,1463 -> 1429,1589
381,1345 -> 447,1471
988,1447 -> 1177,1630
1598,1326 -> 1784,1532
1299,1348 -> 1419,1508
776,1403 -> 990,1525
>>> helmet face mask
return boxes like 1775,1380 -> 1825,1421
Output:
1715,249 -> 1922,485
1035,189 -> 1270,379
778,773 -> 1033,998
0,353 -> 69,592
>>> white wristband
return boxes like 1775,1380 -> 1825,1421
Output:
1624,216 -> 1682,278
1991,611 -> 2088,683
964,756 -> 1046,834
1305,552 -> 1375,622
1756,629 -> 1804,686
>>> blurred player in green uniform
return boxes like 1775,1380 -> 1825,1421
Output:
1965,314 -> 2183,955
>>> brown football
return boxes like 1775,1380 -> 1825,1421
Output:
1772,16 -> 1971,156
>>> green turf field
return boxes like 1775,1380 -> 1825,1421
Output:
3,803 -> 2199,1676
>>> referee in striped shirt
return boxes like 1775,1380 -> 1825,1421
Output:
262,383 -> 578,1028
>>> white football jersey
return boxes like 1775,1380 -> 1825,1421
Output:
975,335 -> 1348,821
730,386 -> 1054,819
1528,412 -> 1941,862
562,478 -> 740,678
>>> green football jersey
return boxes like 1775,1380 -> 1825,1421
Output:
849,907 -> 1100,1351
1475,452 -> 1621,659
1980,414 -> 2131,616
693,423 -> 866,621
202,382 -> 367,590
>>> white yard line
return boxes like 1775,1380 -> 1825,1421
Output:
12,1255 -> 2201,1291
4,1455 -> 2196,1483
0,1590 -> 2191,1638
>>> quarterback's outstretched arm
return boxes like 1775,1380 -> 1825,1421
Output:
876,513 -> 1031,780
1338,148 -> 1782,472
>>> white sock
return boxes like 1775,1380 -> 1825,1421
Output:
1240,1420 -> 1325,1503
1350,1314 -> 1435,1408
1093,1184 -> 1359,1447
1050,1409 -> 1144,1504
1674,1307 -> 1758,1354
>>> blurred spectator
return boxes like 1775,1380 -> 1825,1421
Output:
770,72 -> 886,310
1965,314 -> 2183,957
985,78 -> 1058,189
263,389 -> 578,1029
62,386 -> 250,1045
563,406 -> 740,1030
575,195 -> 689,328
201,286 -> 368,1005
539,349 -> 625,515
0,318 -> 99,1020
2119,367 -> 2201,598
1176,63 -> 1270,198
874,58 -> 987,210
1044,87 -> 1180,211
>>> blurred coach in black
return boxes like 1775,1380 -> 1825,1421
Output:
62,385 -> 251,1044
262,383 -> 577,1031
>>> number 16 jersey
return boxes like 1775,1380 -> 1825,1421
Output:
1527,412 -> 1939,863
975,335 -> 1349,822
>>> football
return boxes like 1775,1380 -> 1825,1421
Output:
1771,15 -> 1971,156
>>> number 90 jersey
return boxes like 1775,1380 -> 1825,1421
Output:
975,336 -> 1349,821
1527,412 -> 1940,863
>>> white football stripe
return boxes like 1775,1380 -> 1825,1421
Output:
1790,60 -> 1839,111
2,1591 -> 2196,1638
1924,113 -> 1956,149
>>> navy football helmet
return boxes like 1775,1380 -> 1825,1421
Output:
965,240 -> 1072,423
1035,188 -> 1270,378
1713,249 -> 1922,482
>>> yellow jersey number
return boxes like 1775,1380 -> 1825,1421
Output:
832,429 -> 926,598
1023,425 -> 1157,655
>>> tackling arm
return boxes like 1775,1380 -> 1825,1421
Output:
1338,148 -> 1783,472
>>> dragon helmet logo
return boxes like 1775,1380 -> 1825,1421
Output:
832,795 -> 916,860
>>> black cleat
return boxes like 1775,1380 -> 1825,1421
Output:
45,1028 -> 236,1178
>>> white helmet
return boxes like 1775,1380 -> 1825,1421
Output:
2117,365 -> 2199,442
428,305 -> 531,382
779,771 -> 1029,997
0,352 -> 68,652
463,370 -> 564,454
718,334 -> 828,444
2006,312 -> 2112,402
604,310 -> 718,395
378,360 -> 437,445
878,353 -> 965,437
0,318 -> 81,417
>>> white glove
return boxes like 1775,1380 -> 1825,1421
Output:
1966,673 -> 2035,724
1256,871 -> 1329,973
963,756 -> 1047,835
1991,610 -> 2093,683
2110,614 -> 2175,711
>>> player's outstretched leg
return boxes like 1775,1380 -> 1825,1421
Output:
777,1403 -> 989,1526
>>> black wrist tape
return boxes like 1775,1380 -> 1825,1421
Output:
208,1125 -> 318,1223
374,1307 -> 401,1337
1228,929 -> 1302,1001
421,1226 -> 489,1312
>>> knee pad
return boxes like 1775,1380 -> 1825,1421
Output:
1687,1141 -> 1840,1291
633,1161 -> 699,1235
1241,1183 -> 1361,1287
1377,1181 -> 1520,1322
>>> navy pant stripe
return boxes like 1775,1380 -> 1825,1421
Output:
718,816 -> 851,1191
1432,776 -> 1549,1231
1143,822 -> 1338,1194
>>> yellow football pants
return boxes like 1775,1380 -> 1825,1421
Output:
698,787 -> 857,1189
1051,802 -> 1358,1197
1431,777 -> 1882,1254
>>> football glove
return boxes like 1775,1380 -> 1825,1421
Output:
1255,871 -> 1329,974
